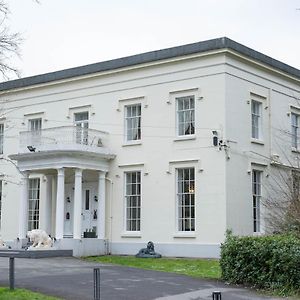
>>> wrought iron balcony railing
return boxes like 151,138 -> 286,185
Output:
19,126 -> 108,153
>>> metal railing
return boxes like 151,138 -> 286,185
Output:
19,126 -> 108,151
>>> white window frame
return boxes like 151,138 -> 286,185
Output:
176,96 -> 195,137
28,118 -> 42,147
29,118 -> 42,132
124,170 -> 141,232
0,123 -> 3,154
124,103 -> 141,142
291,112 -> 299,149
176,167 -> 195,232
251,100 -> 263,140
74,111 -> 89,145
0,180 -> 2,229
28,178 -> 40,231
252,170 -> 262,233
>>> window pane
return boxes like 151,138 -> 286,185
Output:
74,112 -> 88,122
251,100 -> 262,139
28,178 -> 40,231
291,113 -> 299,148
0,180 -> 2,226
0,124 -> 3,154
177,96 -> 195,136
125,171 -> 141,231
177,167 -> 195,232
252,170 -> 262,232
125,104 -> 141,141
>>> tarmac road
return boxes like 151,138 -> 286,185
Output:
0,257 -> 285,300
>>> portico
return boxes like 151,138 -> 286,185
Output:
9,126 -> 115,255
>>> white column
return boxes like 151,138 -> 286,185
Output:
19,171 -> 29,239
73,168 -> 83,239
97,171 -> 106,239
55,168 -> 65,239
51,176 -> 57,236
44,175 -> 52,234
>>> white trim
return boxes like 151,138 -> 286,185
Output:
250,138 -> 264,145
173,135 -> 196,142
121,232 -> 142,238
173,233 -> 196,238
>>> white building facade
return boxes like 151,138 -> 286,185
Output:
0,37 -> 299,257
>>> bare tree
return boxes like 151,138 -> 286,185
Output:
0,0 -> 21,80
264,164 -> 300,236
263,111 -> 300,236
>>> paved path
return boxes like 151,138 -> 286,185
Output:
0,257 -> 284,300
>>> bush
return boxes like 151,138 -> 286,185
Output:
220,232 -> 300,294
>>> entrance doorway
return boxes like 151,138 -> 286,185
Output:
64,183 -> 98,237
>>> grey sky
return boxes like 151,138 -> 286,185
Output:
7,0 -> 300,78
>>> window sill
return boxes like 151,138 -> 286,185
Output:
121,232 -> 141,238
173,232 -> 196,238
173,135 -> 196,142
251,138 -> 264,145
291,147 -> 300,154
122,141 -> 142,147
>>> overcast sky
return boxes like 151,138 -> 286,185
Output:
6,0 -> 300,79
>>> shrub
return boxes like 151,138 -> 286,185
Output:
220,232 -> 300,294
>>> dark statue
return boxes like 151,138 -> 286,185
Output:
135,241 -> 161,258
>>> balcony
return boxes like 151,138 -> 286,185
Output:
19,126 -> 110,155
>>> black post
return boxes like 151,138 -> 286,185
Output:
94,268 -> 100,300
212,291 -> 222,300
9,257 -> 15,290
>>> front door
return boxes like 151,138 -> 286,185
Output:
64,184 -> 74,237
82,186 -> 98,235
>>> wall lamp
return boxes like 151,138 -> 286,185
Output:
27,145 -> 36,152
212,131 -> 218,147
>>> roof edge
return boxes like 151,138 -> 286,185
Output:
0,37 -> 299,92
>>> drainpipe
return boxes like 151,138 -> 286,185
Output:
105,177 -> 114,255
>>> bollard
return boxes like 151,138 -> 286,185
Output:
212,291 -> 222,300
94,268 -> 100,300
9,257 -> 15,290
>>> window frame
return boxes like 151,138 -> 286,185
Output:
176,167 -> 196,232
74,111 -> 89,145
0,123 -> 3,154
251,99 -> 263,140
124,103 -> 142,143
28,178 -> 40,231
252,169 -> 262,233
0,180 -> 2,229
124,170 -> 142,232
29,118 -> 42,132
291,112 -> 299,149
176,95 -> 195,137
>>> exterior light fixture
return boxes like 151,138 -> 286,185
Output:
27,145 -> 36,152
212,131 -> 218,147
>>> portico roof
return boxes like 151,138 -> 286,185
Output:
9,149 -> 115,172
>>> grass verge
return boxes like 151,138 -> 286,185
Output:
0,287 -> 61,300
86,255 -> 221,279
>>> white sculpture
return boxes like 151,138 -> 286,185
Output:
27,229 -> 53,250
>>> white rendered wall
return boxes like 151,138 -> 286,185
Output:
1,50 -> 299,256
224,54 -> 300,236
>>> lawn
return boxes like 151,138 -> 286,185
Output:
0,287 -> 61,300
86,255 -> 221,279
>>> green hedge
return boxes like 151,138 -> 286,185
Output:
220,233 -> 300,294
